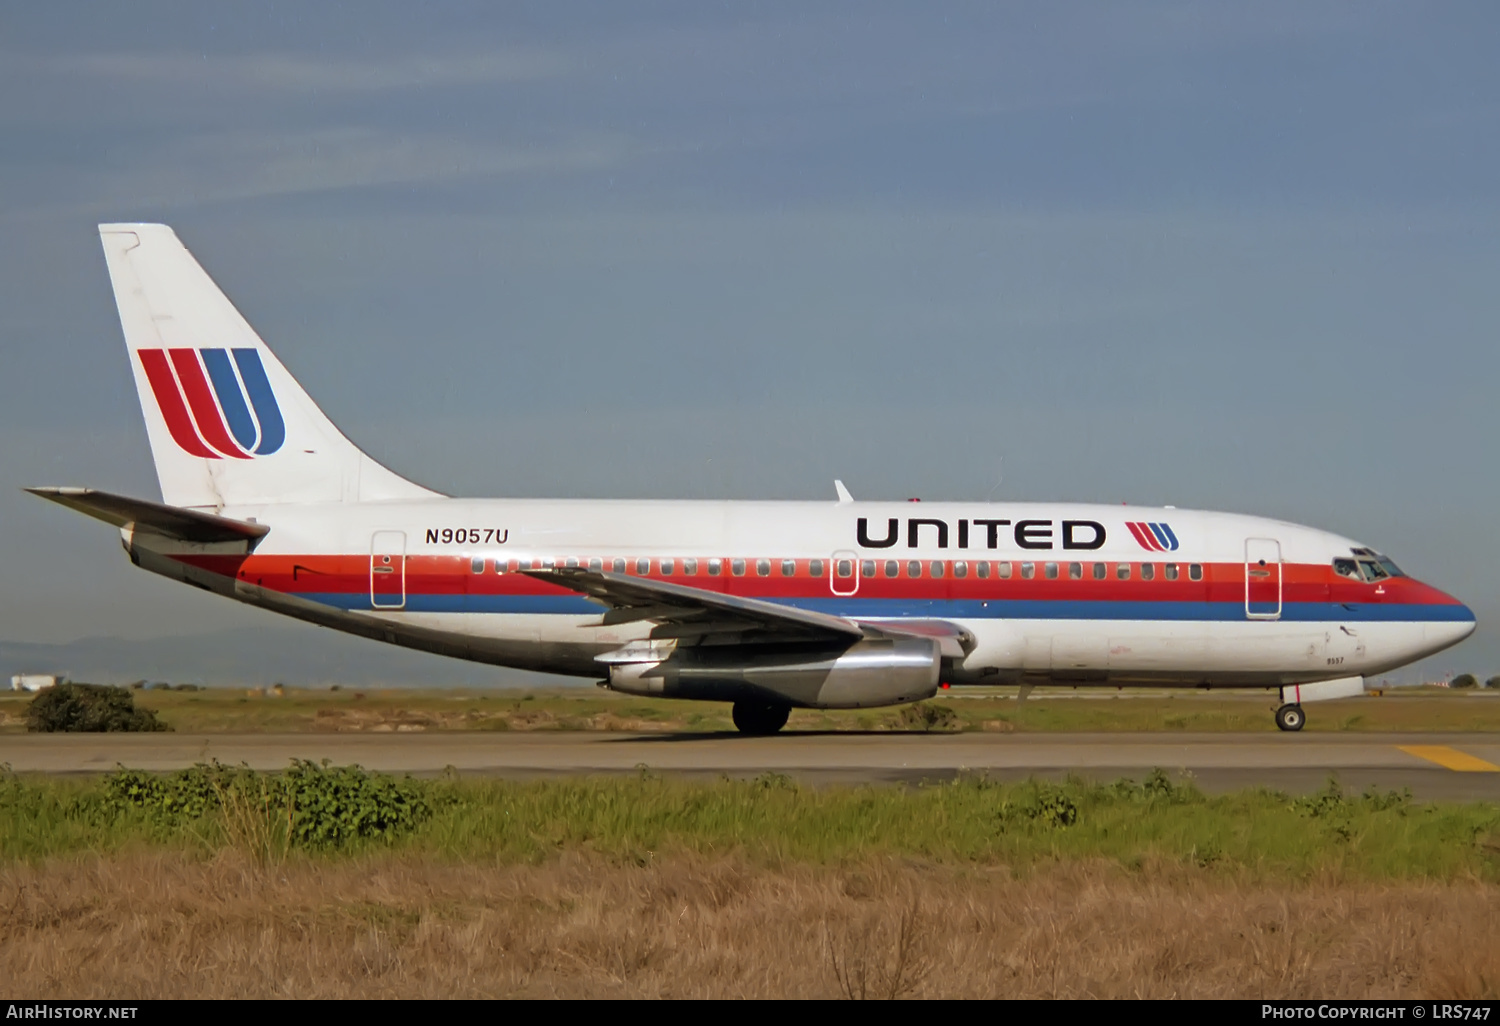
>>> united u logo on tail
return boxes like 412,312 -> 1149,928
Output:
138,347 -> 285,459
1126,521 -> 1179,552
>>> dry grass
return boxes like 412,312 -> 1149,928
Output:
3,852 -> 1498,999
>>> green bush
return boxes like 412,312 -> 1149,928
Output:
1484,676 -> 1500,691
103,760 -> 432,850
1451,673 -> 1478,690
26,683 -> 169,733
894,702 -> 960,732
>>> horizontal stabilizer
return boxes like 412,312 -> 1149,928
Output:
26,487 -> 270,545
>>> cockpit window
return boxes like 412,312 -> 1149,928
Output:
1338,554 -> 1404,582
1337,552 -> 1405,582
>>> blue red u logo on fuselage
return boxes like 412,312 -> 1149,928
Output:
137,347 -> 285,459
1126,521 -> 1179,552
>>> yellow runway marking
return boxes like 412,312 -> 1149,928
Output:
1398,746 -> 1500,773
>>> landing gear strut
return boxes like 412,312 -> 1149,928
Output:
1274,703 -> 1305,732
732,700 -> 791,735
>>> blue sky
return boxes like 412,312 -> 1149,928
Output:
2,2 -> 1497,680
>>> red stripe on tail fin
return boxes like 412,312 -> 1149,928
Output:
168,348 -> 250,459
138,349 -> 220,459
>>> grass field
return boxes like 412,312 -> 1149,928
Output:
4,765 -> 1498,877
4,684 -> 1499,734
5,689 -> 1497,998
2,767 -> 1498,998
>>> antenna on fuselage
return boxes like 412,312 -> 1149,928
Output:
986,458 -> 1004,502
834,480 -> 854,504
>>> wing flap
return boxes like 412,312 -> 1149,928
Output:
518,567 -> 864,642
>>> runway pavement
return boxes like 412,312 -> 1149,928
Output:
3,731 -> 1498,798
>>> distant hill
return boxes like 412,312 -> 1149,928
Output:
0,625 -> 576,690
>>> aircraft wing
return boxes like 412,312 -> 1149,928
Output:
519,566 -> 863,642
519,567 -> 974,655
26,487 -> 270,546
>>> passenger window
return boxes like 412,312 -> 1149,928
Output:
1093,562 -> 1106,580
518,559 -> 532,570
884,560 -> 899,578
1116,563 -> 1131,580
732,559 -> 746,576
862,560 -> 876,577
683,558 -> 697,575
953,561 -> 968,578
809,559 -> 824,577
497,558 -> 511,573
661,558 -> 674,576
998,562 -> 1012,579
588,558 -> 602,573
907,560 -> 922,578
1141,563 -> 1155,581
977,562 -> 990,579
782,559 -> 797,577
471,557 -> 485,574
1164,563 -> 1178,581
930,560 -> 945,578
837,559 -> 853,578
1069,562 -> 1082,580
1189,563 -> 1203,581
612,558 -> 626,573
636,558 -> 650,575
756,558 -> 771,577
1021,562 -> 1035,579
1044,562 -> 1058,579
708,558 -> 722,576
565,558 -> 579,569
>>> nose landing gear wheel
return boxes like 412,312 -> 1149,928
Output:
1274,703 -> 1305,732
732,701 -> 791,735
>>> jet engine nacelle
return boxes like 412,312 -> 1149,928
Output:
607,637 -> 940,710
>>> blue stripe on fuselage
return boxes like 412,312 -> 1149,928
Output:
292,592 -> 1475,623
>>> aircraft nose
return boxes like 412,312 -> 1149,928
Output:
1421,589 -> 1476,653
1425,614 -> 1476,650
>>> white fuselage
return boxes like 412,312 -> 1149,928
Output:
133,497 -> 1475,690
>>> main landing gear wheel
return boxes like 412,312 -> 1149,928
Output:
732,701 -> 791,735
1274,703 -> 1306,732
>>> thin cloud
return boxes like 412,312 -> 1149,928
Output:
18,126 -> 646,213
18,48 -> 575,93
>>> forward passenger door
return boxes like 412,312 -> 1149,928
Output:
1244,538 -> 1282,620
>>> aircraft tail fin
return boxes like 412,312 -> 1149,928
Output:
98,223 -> 440,509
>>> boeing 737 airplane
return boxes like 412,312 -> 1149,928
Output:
29,224 -> 1476,733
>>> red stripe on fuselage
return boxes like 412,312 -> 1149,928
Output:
168,348 -> 250,459
137,349 -> 220,459
166,554 -> 1467,609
